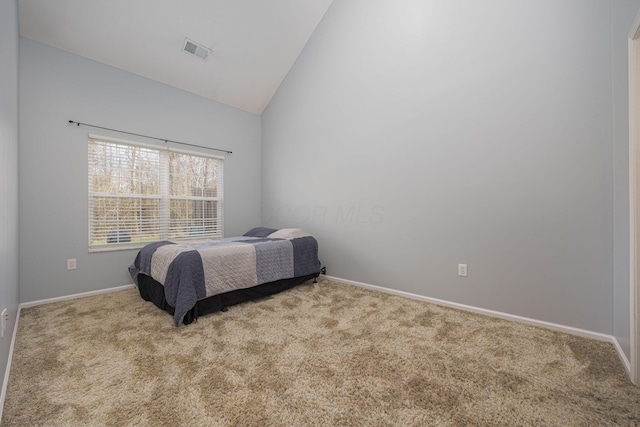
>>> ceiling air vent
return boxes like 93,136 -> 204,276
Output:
182,38 -> 211,61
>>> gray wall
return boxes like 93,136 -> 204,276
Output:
0,0 -> 20,399
262,0 -> 615,333
19,38 -> 261,303
612,0 -> 640,362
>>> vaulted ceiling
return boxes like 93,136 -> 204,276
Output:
18,0 -> 334,114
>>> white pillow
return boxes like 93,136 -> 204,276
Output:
268,228 -> 310,239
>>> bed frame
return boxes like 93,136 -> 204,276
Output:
136,272 -> 319,324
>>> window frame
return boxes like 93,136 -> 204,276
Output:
87,134 -> 224,252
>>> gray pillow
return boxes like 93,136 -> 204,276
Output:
243,227 -> 278,238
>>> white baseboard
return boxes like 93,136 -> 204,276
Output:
611,336 -> 632,374
0,305 -> 21,423
20,284 -> 136,309
325,275 -> 630,370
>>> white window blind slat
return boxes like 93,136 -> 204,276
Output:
88,136 -> 223,251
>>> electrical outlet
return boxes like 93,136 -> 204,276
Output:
458,264 -> 468,277
67,259 -> 77,270
1,308 -> 7,338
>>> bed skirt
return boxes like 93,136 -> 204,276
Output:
136,272 -> 319,324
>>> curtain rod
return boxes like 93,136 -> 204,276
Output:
68,120 -> 233,154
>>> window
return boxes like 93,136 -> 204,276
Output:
88,135 -> 223,251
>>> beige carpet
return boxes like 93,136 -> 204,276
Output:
2,278 -> 639,426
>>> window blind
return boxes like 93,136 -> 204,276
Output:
88,135 -> 223,251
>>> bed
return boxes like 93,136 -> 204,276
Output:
128,227 -> 321,326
